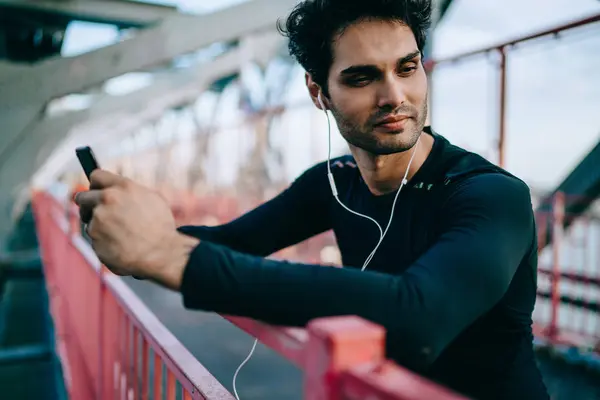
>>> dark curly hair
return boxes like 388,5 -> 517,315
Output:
278,0 -> 432,95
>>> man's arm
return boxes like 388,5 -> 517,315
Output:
177,162 -> 332,256
175,173 -> 535,370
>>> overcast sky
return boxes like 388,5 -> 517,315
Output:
43,0 -> 600,191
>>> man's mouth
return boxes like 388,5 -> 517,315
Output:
374,115 -> 411,132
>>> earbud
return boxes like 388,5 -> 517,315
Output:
317,91 -> 327,111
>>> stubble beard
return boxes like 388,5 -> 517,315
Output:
331,99 -> 428,156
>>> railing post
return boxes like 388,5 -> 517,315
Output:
537,213 -> 547,252
497,46 -> 507,168
547,192 -> 565,338
304,316 -> 385,400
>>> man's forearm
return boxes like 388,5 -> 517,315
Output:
178,240 -> 446,370
180,240 -> 395,325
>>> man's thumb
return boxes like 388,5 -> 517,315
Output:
90,169 -> 126,190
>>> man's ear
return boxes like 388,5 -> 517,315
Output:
305,72 -> 327,111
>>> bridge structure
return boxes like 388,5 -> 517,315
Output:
0,1 -> 599,399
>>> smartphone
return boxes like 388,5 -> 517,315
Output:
75,146 -> 99,181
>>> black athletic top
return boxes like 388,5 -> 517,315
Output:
177,129 -> 550,400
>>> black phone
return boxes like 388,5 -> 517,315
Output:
75,146 -> 99,181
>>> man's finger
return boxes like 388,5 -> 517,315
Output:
74,189 -> 103,209
90,169 -> 127,190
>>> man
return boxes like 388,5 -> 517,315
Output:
75,0 -> 550,399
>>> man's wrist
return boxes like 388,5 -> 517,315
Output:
151,232 -> 200,291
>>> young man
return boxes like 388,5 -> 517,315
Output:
75,0 -> 550,398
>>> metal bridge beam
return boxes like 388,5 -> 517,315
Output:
0,47 -> 246,241
0,0 -> 296,110
0,0 -> 179,28
0,0 -> 296,165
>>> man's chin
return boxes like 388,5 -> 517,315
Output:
374,127 -> 406,135
344,128 -> 422,155
358,142 -> 415,155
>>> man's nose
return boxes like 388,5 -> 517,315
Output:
376,76 -> 407,110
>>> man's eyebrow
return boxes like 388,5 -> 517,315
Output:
340,50 -> 422,75
340,64 -> 379,76
398,50 -> 421,65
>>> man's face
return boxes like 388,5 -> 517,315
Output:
326,19 -> 428,155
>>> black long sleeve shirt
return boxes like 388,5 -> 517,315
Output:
177,130 -> 550,400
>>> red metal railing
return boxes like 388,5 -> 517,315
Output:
534,192 -> 600,352
32,190 -> 467,399
32,191 -> 235,400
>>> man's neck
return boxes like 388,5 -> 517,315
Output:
351,132 -> 435,196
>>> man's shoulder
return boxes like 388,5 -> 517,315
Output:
430,132 -> 531,205
451,172 -> 532,201
440,172 -> 534,231
289,157 -> 346,191
433,132 -> 528,192
297,155 -> 357,180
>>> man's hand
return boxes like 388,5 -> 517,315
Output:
74,170 -> 199,290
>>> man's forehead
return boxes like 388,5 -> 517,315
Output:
331,19 -> 418,71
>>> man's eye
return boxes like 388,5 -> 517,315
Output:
347,77 -> 372,87
399,66 -> 417,76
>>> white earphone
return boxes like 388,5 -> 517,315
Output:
232,90 -> 420,400
317,91 -> 327,110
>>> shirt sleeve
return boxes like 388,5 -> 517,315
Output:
177,161 -> 332,257
179,173 -> 535,371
